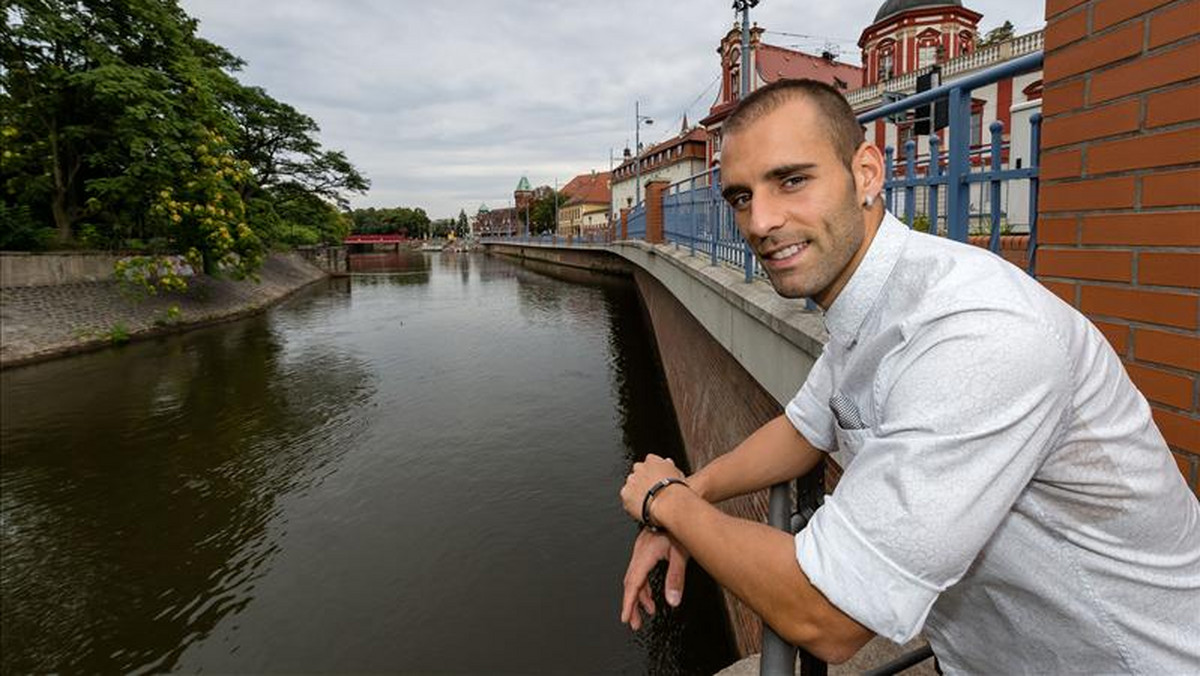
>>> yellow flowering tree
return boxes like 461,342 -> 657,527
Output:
149,128 -> 263,279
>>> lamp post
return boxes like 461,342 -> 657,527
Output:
634,100 -> 654,208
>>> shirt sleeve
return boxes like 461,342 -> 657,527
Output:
786,349 -> 835,452
794,307 -> 1072,643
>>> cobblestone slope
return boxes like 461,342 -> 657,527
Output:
0,253 -> 326,368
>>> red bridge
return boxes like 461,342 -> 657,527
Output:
344,234 -> 409,245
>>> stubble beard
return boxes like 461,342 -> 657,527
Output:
763,189 -> 865,302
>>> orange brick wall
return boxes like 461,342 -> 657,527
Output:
1038,0 -> 1200,493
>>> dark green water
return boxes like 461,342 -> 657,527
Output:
0,251 -> 735,674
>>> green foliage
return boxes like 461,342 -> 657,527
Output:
911,214 -> 931,233
0,204 -> 56,250
977,21 -> 1015,48
115,255 -> 191,298
529,190 -> 566,234
1,0 -> 367,261
351,206 -> 429,238
106,323 -> 131,344
155,303 -> 183,326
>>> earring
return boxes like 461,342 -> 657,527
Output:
863,194 -> 874,208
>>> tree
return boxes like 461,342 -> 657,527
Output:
1,0 -> 368,265
457,209 -> 468,236
529,190 -> 565,234
977,21 -> 1015,48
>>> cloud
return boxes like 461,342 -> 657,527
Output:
182,0 -> 1044,219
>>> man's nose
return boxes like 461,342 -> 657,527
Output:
745,193 -> 783,240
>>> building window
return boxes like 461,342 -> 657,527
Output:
897,122 -> 915,159
970,106 -> 983,146
919,44 -> 938,68
879,50 -> 894,80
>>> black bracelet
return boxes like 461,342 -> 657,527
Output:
641,477 -> 690,533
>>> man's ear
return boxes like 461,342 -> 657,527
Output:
853,142 -> 885,207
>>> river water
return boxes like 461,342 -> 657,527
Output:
0,251 -> 735,674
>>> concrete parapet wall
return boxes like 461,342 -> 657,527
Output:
1,252 -> 125,288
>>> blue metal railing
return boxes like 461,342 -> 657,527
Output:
861,51 -> 1044,274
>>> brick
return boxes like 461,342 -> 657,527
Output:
1081,211 -> 1200,245
1135,327 -> 1200,370
1047,0 -> 1089,20
1094,319 -> 1131,353
1037,248 -> 1133,281
1173,451 -> 1197,491
1094,0 -> 1175,30
1044,22 -> 1144,81
1041,279 -> 1078,305
1040,176 -> 1137,212
1143,168 -> 1200,207
1126,362 -> 1195,408
1140,252 -> 1200,288
1149,0 -> 1200,48
1092,42 -> 1200,103
1088,127 -> 1200,174
1041,100 -> 1140,148
1153,407 -> 1200,453
1042,148 -> 1084,179
1081,285 -> 1200,328
1147,83 -> 1200,128
1040,216 -> 1079,244
1043,79 -> 1087,117
1045,7 -> 1089,51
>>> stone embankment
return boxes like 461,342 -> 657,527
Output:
0,252 -> 327,368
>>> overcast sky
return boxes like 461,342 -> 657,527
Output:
180,0 -> 1045,219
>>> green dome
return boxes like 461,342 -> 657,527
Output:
515,176 -> 532,192
478,203 -> 490,213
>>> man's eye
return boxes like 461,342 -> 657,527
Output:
783,175 -> 807,189
729,194 -> 750,209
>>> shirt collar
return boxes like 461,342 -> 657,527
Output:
822,211 -> 908,346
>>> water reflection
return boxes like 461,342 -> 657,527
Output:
1,252 -> 734,674
0,308 -> 373,673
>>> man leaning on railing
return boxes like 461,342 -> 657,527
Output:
617,78 -> 1200,673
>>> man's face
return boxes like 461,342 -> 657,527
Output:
720,98 -> 869,308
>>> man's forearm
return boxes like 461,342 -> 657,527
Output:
651,485 -> 873,663
690,415 -> 824,503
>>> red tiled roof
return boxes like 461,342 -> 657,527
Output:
755,45 -> 864,90
613,127 -> 708,175
561,171 -> 611,206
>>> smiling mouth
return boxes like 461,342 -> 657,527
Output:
764,241 -> 809,262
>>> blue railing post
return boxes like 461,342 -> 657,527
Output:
1027,112 -> 1042,276
904,141 -> 917,228
988,120 -> 1005,254
884,146 -> 895,213
947,86 -> 971,242
929,135 -> 942,236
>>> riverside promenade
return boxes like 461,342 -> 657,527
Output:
0,252 -> 328,368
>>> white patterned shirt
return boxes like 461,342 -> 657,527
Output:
786,212 -> 1200,673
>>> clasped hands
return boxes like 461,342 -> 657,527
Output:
619,454 -> 692,631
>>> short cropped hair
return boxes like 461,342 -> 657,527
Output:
723,79 -> 866,170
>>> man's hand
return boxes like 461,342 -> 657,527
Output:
620,454 -> 686,524
620,528 -> 690,631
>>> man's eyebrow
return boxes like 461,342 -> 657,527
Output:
765,162 -> 817,180
720,184 -> 746,202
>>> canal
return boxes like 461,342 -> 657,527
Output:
0,251 -> 735,674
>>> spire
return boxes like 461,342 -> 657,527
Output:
681,114 -> 689,134
516,176 -> 532,192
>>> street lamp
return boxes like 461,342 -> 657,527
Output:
634,100 -> 653,208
